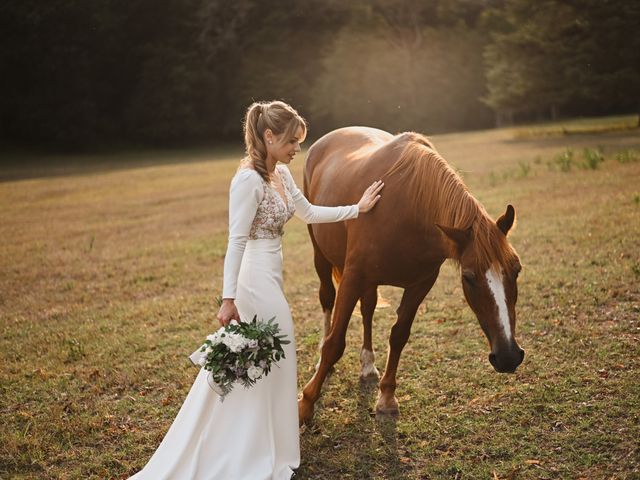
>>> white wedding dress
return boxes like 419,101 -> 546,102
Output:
129,165 -> 358,480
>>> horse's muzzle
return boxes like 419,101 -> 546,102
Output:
489,347 -> 525,373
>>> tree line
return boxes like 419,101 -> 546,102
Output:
0,0 -> 637,149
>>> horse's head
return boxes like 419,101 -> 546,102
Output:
437,205 -> 524,373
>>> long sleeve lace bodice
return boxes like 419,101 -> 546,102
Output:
221,165 -> 359,299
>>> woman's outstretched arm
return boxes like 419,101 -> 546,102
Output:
279,166 -> 383,224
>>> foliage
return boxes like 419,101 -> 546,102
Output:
517,160 -> 531,177
549,148 -> 575,172
2,0 -> 637,148
581,147 -> 604,170
481,0 -> 640,124
310,19 -> 493,133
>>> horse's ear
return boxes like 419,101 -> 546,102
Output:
497,204 -> 516,236
436,224 -> 472,258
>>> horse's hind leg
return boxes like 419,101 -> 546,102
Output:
377,277 -> 435,415
360,286 -> 380,382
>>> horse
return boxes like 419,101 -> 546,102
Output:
298,126 -> 524,424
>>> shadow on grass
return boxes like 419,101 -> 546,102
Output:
375,415 -> 406,480
0,145 -> 241,182
352,380 -> 407,480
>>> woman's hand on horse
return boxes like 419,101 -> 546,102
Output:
217,299 -> 241,326
358,180 -> 384,213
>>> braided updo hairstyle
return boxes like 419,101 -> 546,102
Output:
243,101 -> 307,182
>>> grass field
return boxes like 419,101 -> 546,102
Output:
1,117 -> 639,479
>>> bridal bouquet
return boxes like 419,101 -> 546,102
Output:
189,315 -> 289,400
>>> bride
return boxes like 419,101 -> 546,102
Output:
129,100 -> 383,479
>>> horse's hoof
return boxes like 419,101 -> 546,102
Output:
375,396 -> 399,416
359,370 -> 380,384
375,405 -> 400,416
298,399 -> 314,426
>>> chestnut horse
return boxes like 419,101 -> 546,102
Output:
298,127 -> 524,424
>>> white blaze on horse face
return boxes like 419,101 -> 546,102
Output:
485,267 -> 512,341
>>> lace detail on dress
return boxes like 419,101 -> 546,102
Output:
248,168 -> 295,239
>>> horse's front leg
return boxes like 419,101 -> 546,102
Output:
377,276 -> 437,415
360,286 -> 380,382
299,270 -> 363,425
313,248 -> 337,371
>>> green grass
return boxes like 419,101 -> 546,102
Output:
510,114 -> 639,139
1,117 -> 639,479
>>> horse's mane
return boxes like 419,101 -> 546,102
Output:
384,132 -> 514,271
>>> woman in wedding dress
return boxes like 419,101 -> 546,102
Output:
129,100 -> 383,480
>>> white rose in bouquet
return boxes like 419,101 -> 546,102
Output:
206,331 -> 222,345
247,365 -> 264,381
222,332 -> 248,353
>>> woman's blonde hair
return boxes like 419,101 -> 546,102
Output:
242,100 -> 307,182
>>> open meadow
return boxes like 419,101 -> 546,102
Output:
1,116 -> 639,479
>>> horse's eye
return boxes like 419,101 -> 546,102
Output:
514,265 -> 522,279
462,270 -> 476,286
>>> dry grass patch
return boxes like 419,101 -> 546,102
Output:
1,120 -> 639,479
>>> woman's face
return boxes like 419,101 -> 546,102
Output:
266,126 -> 304,166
